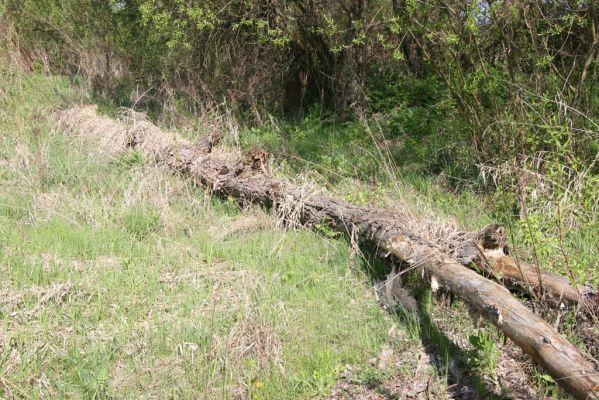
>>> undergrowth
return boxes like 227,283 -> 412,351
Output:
240,110 -> 598,286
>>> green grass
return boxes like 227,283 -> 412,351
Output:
0,66 -> 409,399
1,63 -> 593,399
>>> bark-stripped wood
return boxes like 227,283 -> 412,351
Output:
55,106 -> 599,400
451,224 -> 597,310
481,251 -> 597,309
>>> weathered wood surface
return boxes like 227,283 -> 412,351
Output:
55,106 -> 599,399
449,224 -> 597,310
481,250 -> 597,309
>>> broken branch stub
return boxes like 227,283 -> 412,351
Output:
55,106 -> 599,400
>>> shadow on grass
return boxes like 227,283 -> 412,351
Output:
356,242 -> 502,399
416,306 -> 502,399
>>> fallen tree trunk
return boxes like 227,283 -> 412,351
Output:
449,225 -> 597,310
55,106 -> 599,399
481,250 -> 597,310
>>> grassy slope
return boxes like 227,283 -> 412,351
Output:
0,67 -> 436,399
1,65 -> 593,399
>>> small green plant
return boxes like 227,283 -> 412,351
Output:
122,206 -> 161,239
468,330 -> 499,377
532,368 -> 559,398
112,150 -> 144,170
314,222 -> 340,238
350,366 -> 391,386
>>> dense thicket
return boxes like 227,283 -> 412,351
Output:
4,3 -> 596,137
2,0 -> 598,225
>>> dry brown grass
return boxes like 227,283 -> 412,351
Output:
54,105 -> 245,167
208,210 -> 276,240
109,355 -> 186,399
212,317 -> 283,371
54,106 -> 130,156
24,253 -> 122,273
1,282 -> 74,313
55,105 -> 189,162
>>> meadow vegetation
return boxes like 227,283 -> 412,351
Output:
1,0 -> 598,398
0,68 -> 404,398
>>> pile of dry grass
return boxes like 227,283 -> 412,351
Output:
211,317 -> 283,371
54,106 -> 130,156
55,106 -> 194,161
208,210 -> 275,240
1,282 -> 73,312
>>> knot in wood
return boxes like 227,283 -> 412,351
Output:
536,336 -> 554,347
476,224 -> 507,250
218,165 -> 230,175
484,303 -> 503,324
195,132 -> 223,153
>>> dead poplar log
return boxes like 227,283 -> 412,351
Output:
448,224 -> 598,310
55,106 -> 599,399
482,252 -> 597,308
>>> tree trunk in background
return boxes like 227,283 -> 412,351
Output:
391,0 -> 423,75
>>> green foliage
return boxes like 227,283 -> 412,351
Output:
241,113 -> 382,183
468,330 -> 499,376
4,0 -> 598,169
532,368 -> 560,398
314,223 -> 340,239
112,150 -> 145,170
